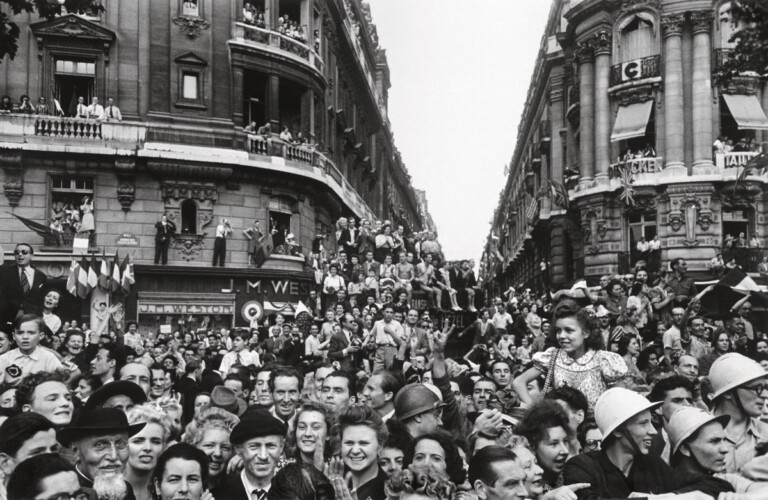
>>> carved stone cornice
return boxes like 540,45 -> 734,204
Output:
147,161 -> 233,181
661,14 -> 685,38
614,85 -> 657,106
115,156 -> 136,212
719,75 -> 760,96
591,30 -> 613,56
689,10 -> 714,35
616,0 -> 661,17
0,150 -> 23,207
161,180 -> 218,203
172,16 -> 210,39
574,42 -> 594,65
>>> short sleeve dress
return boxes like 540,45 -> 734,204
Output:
533,347 -> 628,413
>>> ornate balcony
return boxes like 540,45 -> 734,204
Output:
0,113 -> 146,145
609,55 -> 661,88
712,48 -> 735,73
609,157 -> 663,182
231,23 -> 324,77
715,151 -> 759,170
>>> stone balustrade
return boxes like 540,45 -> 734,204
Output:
233,23 -> 324,74
0,113 -> 146,144
715,151 -> 759,169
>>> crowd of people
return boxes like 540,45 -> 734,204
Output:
2,228 -> 768,500
241,4 -> 310,45
713,136 -> 763,155
0,94 -> 122,121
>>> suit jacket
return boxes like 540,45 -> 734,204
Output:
155,221 -> 176,242
211,471 -> 248,500
357,231 -> 375,258
174,376 -> 200,423
328,330 -> 353,373
0,264 -> 47,329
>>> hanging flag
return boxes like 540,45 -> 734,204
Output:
77,256 -> 89,299
66,258 -> 79,296
121,254 -> 135,294
110,252 -> 121,293
98,251 -> 110,291
548,179 -> 570,209
87,256 -> 98,293
736,152 -> 768,188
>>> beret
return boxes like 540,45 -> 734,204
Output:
230,409 -> 287,444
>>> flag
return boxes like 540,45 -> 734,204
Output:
736,153 -> 768,187
87,256 -> 98,292
98,251 -> 110,291
77,256 -> 89,299
66,258 -> 79,296
110,252 -> 121,293
548,179 -> 570,209
121,254 -> 134,294
9,213 -> 56,240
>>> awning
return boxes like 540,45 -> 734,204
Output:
722,94 -> 768,130
611,100 -> 653,142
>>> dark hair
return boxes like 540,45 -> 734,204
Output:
151,443 -> 209,496
337,405 -> 388,445
606,279 -> 625,295
468,446 -> 518,485
63,329 -> 85,346
15,369 -> 69,409
576,418 -> 599,450
0,413 -> 56,457
516,399 -> 572,449
268,366 -> 304,393
13,314 -> 44,333
549,300 -> 601,351
7,453 -> 76,500
648,375 -> 694,403
618,335 -> 639,356
404,430 -> 466,486
374,371 -> 403,401
545,386 -> 588,415
229,329 -> 247,341
267,463 -> 335,500
636,347 -> 659,371
77,373 -> 103,395
383,418 -> 413,453
323,370 -> 356,396
101,342 -> 127,374
162,354 -> 179,367
670,258 -> 684,272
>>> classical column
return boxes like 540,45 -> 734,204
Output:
662,14 -> 686,175
691,11 -> 716,174
761,80 -> 768,144
268,74 -> 280,130
549,73 -> 565,185
593,31 -> 612,186
576,42 -> 595,189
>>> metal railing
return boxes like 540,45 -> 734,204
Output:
713,48 -> 735,73
234,23 -> 324,73
609,54 -> 661,87
722,248 -> 765,273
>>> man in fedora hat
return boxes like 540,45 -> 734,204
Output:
212,409 -> 287,500
59,407 -> 145,500
83,380 -> 148,413
210,385 -> 246,417
564,387 -> 731,498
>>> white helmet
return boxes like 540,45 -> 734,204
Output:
709,353 -> 767,400
667,407 -> 730,457
595,387 -> 661,439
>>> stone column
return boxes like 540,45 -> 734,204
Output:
268,74 -> 280,130
593,31 -> 613,186
662,14 -> 686,176
691,11 -> 716,174
761,80 -> 768,143
576,42 -> 595,189
549,73 -> 565,184
232,66 -> 244,127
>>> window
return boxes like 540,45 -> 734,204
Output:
49,176 -> 95,247
269,197 -> 295,249
180,199 -> 198,234
718,3 -> 744,49
618,15 -> 655,62
182,0 -> 199,17
182,73 -> 199,100
54,58 -> 96,117
628,212 -> 657,262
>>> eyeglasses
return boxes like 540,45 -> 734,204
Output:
44,492 -> 89,500
584,439 -> 601,451
14,250 -> 30,255
92,439 -> 128,454
741,384 -> 768,396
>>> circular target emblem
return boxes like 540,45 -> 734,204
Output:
241,301 -> 263,324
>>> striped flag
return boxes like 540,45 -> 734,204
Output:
98,251 -> 110,291
110,252 -> 121,293
736,152 -> 768,187
87,256 -> 98,292
121,254 -> 134,294
77,256 -> 89,299
548,179 -> 570,209
66,258 -> 79,296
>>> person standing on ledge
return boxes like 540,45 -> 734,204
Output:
154,214 -> 176,265
212,218 -> 233,267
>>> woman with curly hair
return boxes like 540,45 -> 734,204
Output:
125,404 -> 174,500
385,465 -> 457,500
515,400 -> 573,493
513,300 -> 628,413
403,429 -> 466,489
285,400 -> 337,470
182,407 -> 239,491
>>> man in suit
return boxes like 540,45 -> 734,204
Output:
341,217 -> 359,257
174,359 -> 202,423
154,215 -> 176,265
104,97 -> 122,122
328,313 -> 359,373
0,243 -> 47,331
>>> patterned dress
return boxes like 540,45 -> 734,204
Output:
533,347 -> 628,414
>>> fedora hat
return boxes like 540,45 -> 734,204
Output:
84,380 -> 148,411
210,386 -> 247,416
59,407 -> 145,446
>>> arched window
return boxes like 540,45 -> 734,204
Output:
180,199 -> 198,234
618,14 -> 655,62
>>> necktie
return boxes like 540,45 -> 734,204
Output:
237,352 -> 244,365
252,490 -> 267,500
109,105 -> 113,117
20,270 -> 30,294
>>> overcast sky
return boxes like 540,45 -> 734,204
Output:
368,0 -> 552,262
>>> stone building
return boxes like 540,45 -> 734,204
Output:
481,0 -> 768,295
0,0 -> 425,330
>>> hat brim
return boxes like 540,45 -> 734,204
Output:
59,422 -> 146,447
601,401 -> 662,441
712,372 -> 768,400
84,381 -> 148,411
671,413 -> 730,457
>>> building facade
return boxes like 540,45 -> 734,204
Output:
0,0 -> 425,330
481,0 -> 768,295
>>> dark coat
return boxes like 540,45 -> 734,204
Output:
0,264 -> 47,330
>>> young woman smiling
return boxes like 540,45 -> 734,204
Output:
513,300 -> 628,414
125,404 -> 173,500
285,401 -> 336,470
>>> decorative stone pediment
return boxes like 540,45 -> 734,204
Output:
30,14 -> 115,54
174,52 -> 208,68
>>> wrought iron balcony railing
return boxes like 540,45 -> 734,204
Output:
609,54 -> 661,87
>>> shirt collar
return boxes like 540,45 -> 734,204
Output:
13,347 -> 40,361
240,468 -> 270,497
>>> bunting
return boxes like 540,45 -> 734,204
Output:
121,254 -> 134,294
98,251 -> 110,291
110,252 -> 122,293
87,256 -> 98,291
66,258 -> 79,296
77,256 -> 89,299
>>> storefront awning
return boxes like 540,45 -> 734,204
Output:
722,94 -> 768,130
611,100 -> 653,142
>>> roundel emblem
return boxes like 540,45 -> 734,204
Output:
241,301 -> 263,324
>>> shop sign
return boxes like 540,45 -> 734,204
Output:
620,58 -> 644,82
245,279 -> 314,298
138,303 -> 235,315
116,233 -> 140,246
236,277 -> 314,327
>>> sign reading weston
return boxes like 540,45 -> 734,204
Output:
138,303 -> 235,314
244,278 -> 315,298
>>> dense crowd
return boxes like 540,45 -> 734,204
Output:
1,230 -> 768,500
